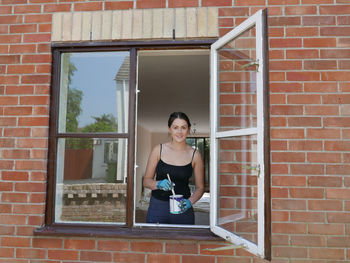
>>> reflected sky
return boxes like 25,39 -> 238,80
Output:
69,52 -> 128,127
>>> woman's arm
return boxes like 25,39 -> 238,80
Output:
188,150 -> 205,205
143,145 -> 161,191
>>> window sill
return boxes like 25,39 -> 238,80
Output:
34,224 -> 222,241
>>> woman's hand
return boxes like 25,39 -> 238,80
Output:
179,199 -> 192,212
156,179 -> 172,191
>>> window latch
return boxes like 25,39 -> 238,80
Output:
242,164 -> 261,178
240,60 -> 259,72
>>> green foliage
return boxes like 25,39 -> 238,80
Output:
66,88 -> 83,133
82,114 -> 117,133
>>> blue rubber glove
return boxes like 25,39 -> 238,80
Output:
179,199 -> 192,213
156,179 -> 172,191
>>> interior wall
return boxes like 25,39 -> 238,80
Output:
135,124 -> 152,203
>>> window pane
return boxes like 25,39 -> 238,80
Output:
58,52 -> 130,133
55,137 -> 128,224
217,28 -> 257,132
218,135 -> 258,244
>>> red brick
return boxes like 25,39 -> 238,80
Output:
21,75 -> 50,84
0,75 -> 19,84
1,237 -> 30,247
16,248 -> 46,259
4,127 -> 31,137
64,239 -> 95,250
0,160 -> 14,169
24,14 -> 52,23
309,223 -> 343,235
74,2 -> 103,11
290,188 -> 324,199
6,85 -> 34,95
303,0 -> 333,3
270,82 -> 302,93
0,215 -> 26,225
307,129 -> 340,139
273,223 -> 307,234
321,26 -> 350,36
308,200 -> 343,211
80,251 -> 112,262
309,248 -> 345,260
97,240 -> 129,251
321,49 -> 350,59
290,164 -> 324,175
3,149 -> 30,159
23,33 -> 50,43
320,4 -> 350,14
38,23 -> 51,33
0,204 -> 12,214
0,248 -> 14,258
288,117 -> 321,127
18,117 -> 48,126
269,50 -> 285,59
148,254 -> 181,263
27,215 -> 44,226
168,0 -> 199,7
304,38 -> 336,48
0,224 -> 15,235
308,152 -> 341,163
14,5 -> 41,14
272,199 -> 307,210
20,95 -> 49,105
164,242 -> 197,254
323,94 -> 350,104
105,1 -> 134,10
286,49 -> 319,59
219,18 -> 234,27
269,16 -> 301,26
10,24 -> 37,34
1,193 -> 27,203
271,128 -> 304,139
15,182 -> 46,192
271,105 -> 303,115
131,241 -> 162,252
271,164 -> 289,175
182,255 -> 215,263
285,5 -> 317,15
32,127 -> 48,137
219,7 -> 249,16
327,212 -> 350,223
15,226 -> 34,237
136,0 -> 166,8
271,140 -> 287,150
272,152 -> 305,163
273,246 -> 307,258
43,4 -> 71,12
328,236 -> 350,247
305,105 -> 339,115
270,38 -> 302,48
0,55 -> 20,64
286,27 -> 318,37
22,54 -> 51,64
48,250 -> 79,261
308,176 -> 342,187
13,204 -> 44,214
270,72 -> 285,81
0,15 -> 23,25
31,149 -> 47,159
0,138 -> 15,147
324,117 -> 350,127
113,252 -> 145,263
0,117 -> 16,126
272,211 -> 289,221
270,60 -> 302,70
287,72 -> 320,81
338,15 -> 350,25
8,65 -> 36,74
291,211 -> 325,222
327,189 -> 350,199
290,235 -> 326,247
326,164 -> 350,175
304,60 -> 337,70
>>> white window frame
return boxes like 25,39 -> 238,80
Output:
210,9 -> 270,259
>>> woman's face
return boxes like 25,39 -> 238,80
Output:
168,118 -> 190,143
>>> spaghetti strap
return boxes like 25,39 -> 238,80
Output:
191,148 -> 197,162
159,144 -> 162,158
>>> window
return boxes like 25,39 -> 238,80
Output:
43,9 -> 269,259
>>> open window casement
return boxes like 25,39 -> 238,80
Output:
210,9 -> 271,259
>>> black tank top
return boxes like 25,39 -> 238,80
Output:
151,144 -> 196,201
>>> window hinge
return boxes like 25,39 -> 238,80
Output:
242,164 -> 261,178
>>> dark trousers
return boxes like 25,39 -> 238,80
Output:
146,196 -> 195,225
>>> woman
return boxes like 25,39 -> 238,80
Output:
143,112 -> 204,224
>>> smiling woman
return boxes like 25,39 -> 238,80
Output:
142,112 -> 205,225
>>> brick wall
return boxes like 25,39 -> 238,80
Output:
1,0 -> 350,262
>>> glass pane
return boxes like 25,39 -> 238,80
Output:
217,27 -> 257,132
55,137 -> 128,224
218,135 -> 258,244
58,52 -> 130,133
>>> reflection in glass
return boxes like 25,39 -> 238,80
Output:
218,135 -> 258,244
217,28 -> 257,131
58,52 -> 130,134
55,138 -> 128,223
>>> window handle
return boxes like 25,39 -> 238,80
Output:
240,60 -> 259,71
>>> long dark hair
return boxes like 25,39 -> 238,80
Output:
168,112 -> 191,128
